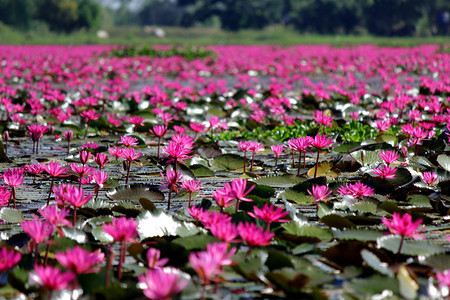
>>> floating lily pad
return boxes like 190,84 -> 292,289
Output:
282,223 -> 333,242
210,153 -> 245,171
106,184 -> 164,202
387,168 -> 412,187
248,184 -> 276,199
437,154 -> 450,172
307,161 -> 339,178
333,229 -> 383,241
333,142 -> 360,153
253,174 -> 304,187
377,235 -> 445,256
0,208 -> 24,223
346,274 -> 399,295
173,234 -> 218,250
188,164 -> 214,177
321,214 -> 356,229
350,201 -> 378,214
361,249 -> 394,276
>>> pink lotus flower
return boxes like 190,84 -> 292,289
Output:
70,164 -> 95,185
80,109 -> 100,139
79,150 -> 92,164
382,212 -> 424,239
62,130 -> 73,155
161,169 -> 183,210
94,153 -> 110,169
25,162 -> 45,184
2,167 -> 24,208
238,141 -> 251,171
248,141 -> 264,171
288,136 -> 314,174
103,216 -> 138,243
0,186 -> 11,207
200,210 -> 232,229
138,267 -> 188,299
313,110 -> 334,128
308,185 -> 332,203
422,171 -> 438,185
21,217 -> 54,263
311,134 -> 334,178
161,141 -> 192,172
44,161 -> 69,205
372,165 -> 397,179
120,135 -> 139,148
209,220 -> 239,243
248,203 -> 290,230
212,188 -> 235,210
55,246 -> 105,274
27,123 -> 48,154
146,248 -> 169,269
81,141 -> 100,149
190,122 -> 206,134
150,125 -> 168,158
186,205 -> 206,225
108,146 -> 123,160
338,182 -> 374,200
180,179 -> 203,207
238,222 -> 274,250
271,144 -> 284,167
222,178 -> 255,212
436,269 -> 450,289
128,115 -> 144,131
120,147 -> 143,184
38,205 -> 72,236
103,216 -> 138,279
0,247 -> 21,273
30,264 -> 75,292
382,212 -> 424,261
379,150 -> 400,165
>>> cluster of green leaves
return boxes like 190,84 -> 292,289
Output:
106,45 -> 216,60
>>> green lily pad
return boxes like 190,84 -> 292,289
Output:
92,226 -> 114,243
282,223 -> 333,242
423,254 -> 450,271
377,235 -> 445,256
351,150 -> 383,166
107,184 -> 164,202
280,190 -> 313,204
437,154 -> 450,172
189,164 -> 214,177
350,201 -> 378,214
253,174 -> 304,187
265,249 -> 294,271
376,134 -> 398,147
0,208 -> 24,223
406,194 -> 432,208
334,229 -> 383,241
210,153 -> 245,171
333,142 -> 360,153
387,168 -> 412,187
248,184 -> 276,199
173,234 -> 219,250
361,249 -> 394,276
321,214 -> 356,229
346,274 -> 399,295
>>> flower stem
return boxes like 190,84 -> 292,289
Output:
44,242 -> 50,266
297,151 -> 302,175
118,241 -> 125,280
167,190 -> 172,211
11,187 -> 16,209
83,120 -> 91,140
314,150 -> 320,178
105,245 -> 114,286
157,137 -> 161,158
73,207 -> 77,227
274,155 -> 278,168
47,177 -> 54,206
188,193 -> 192,207
243,152 -> 246,172
395,235 -> 405,263
250,153 -> 255,171
125,161 -> 131,185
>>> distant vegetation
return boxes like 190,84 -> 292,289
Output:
0,0 -> 449,37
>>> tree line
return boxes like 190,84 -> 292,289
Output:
1,0 -> 449,36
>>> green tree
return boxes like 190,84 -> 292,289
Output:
0,0 -> 35,30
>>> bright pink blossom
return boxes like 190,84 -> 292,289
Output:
308,185 -> 332,202
30,264 -> 75,291
382,212 -> 424,239
379,150 -> 400,165
238,222 -> 274,248
138,267 -> 188,299
372,165 -> 397,179
55,246 -> 105,274
0,247 -> 21,272
103,216 -> 138,243
248,203 -> 290,228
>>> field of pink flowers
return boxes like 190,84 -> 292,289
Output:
0,44 -> 449,299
